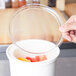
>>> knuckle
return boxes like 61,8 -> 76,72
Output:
71,15 -> 76,18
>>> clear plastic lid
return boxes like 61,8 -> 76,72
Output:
9,4 -> 63,54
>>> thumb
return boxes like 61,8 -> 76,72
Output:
59,23 -> 76,32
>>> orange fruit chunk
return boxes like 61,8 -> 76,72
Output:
18,57 -> 31,62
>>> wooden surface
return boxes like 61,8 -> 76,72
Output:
40,0 -> 48,6
65,0 -> 76,3
0,8 -> 66,44
65,3 -> 76,17
0,9 -> 16,44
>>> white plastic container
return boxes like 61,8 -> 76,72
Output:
7,4 -> 63,76
6,39 -> 60,76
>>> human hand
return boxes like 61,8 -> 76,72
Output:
59,15 -> 76,43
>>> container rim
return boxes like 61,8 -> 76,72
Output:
6,43 -> 60,65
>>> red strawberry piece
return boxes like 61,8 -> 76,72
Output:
40,55 -> 47,61
35,56 -> 40,61
26,57 -> 32,62
31,58 -> 37,62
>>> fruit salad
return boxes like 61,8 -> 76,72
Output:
18,55 -> 47,62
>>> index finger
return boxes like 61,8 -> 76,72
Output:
59,23 -> 76,32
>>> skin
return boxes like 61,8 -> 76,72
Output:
59,15 -> 76,43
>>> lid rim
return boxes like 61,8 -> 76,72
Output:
9,4 -> 63,54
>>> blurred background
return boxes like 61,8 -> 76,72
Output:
0,0 -> 76,76
0,0 -> 76,44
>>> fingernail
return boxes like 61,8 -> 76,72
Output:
66,38 -> 71,41
59,26 -> 65,32
64,36 -> 71,41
